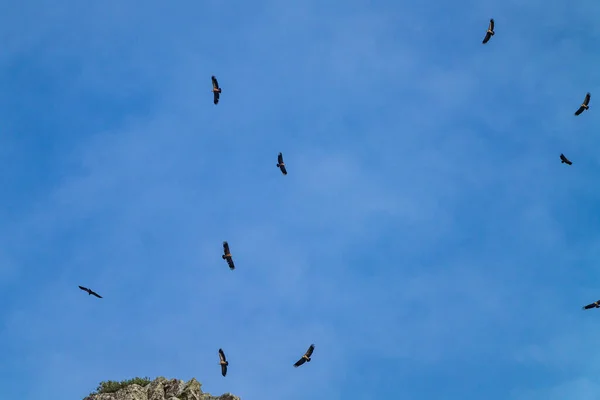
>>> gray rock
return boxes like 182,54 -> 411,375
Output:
204,394 -> 239,400
164,378 -> 186,398
84,377 -> 240,400
114,384 -> 147,400
146,379 -> 165,400
179,378 -> 201,400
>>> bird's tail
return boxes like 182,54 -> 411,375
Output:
222,255 -> 227,259
306,357 -> 311,362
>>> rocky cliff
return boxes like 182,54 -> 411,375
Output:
83,377 -> 241,400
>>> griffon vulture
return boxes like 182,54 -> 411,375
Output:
78,285 -> 102,298
222,241 -> 235,270
212,76 -> 222,105
574,92 -> 591,116
293,344 -> 315,368
277,152 -> 287,175
560,153 -> 572,165
218,348 -> 228,376
583,300 -> 600,310
482,19 -> 495,44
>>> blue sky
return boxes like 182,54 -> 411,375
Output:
1,0 -> 600,399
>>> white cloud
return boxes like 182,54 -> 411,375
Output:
2,1 -> 600,400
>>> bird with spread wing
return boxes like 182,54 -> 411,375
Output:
293,344 -> 315,367
482,19 -> 495,44
560,154 -> 572,165
78,285 -> 102,298
574,92 -> 591,116
218,348 -> 229,376
583,300 -> 600,310
222,241 -> 235,270
211,76 -> 222,105
277,152 -> 287,175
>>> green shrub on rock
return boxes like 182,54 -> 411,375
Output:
90,376 -> 152,395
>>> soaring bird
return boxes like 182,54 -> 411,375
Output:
293,344 -> 315,368
482,19 -> 495,44
574,92 -> 591,116
560,153 -> 572,165
222,241 -> 235,270
277,152 -> 287,175
218,348 -> 229,377
583,300 -> 600,310
78,285 -> 102,298
212,76 -> 222,105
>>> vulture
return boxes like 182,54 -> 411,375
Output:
277,152 -> 287,175
583,300 -> 600,310
293,344 -> 315,368
482,19 -> 495,44
78,285 -> 102,298
574,92 -> 591,116
211,76 -> 222,105
218,348 -> 229,377
222,241 -> 235,270
560,153 -> 572,165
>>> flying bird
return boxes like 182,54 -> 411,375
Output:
293,344 -> 315,368
218,348 -> 229,377
222,241 -> 235,270
211,75 -> 222,105
574,92 -> 591,116
482,19 -> 495,44
583,300 -> 600,310
276,152 -> 287,175
560,153 -> 572,165
78,285 -> 102,298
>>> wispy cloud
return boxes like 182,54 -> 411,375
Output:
2,1 -> 600,400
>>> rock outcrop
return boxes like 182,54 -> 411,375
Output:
84,377 -> 240,400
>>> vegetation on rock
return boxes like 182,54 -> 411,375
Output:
89,376 -> 153,395
83,376 -> 239,400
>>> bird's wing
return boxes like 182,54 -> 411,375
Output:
91,291 -> 102,298
482,32 -> 491,44
221,364 -> 227,376
280,165 -> 287,175
227,258 -> 235,270
278,153 -> 284,164
78,285 -> 89,292
305,344 -> 315,357
293,357 -> 306,367
583,303 -> 595,309
223,241 -> 230,255
584,92 -> 591,106
213,92 -> 219,105
212,76 -> 219,89
219,348 -> 227,363
489,19 -> 494,31
575,106 -> 585,116
560,154 -> 566,161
